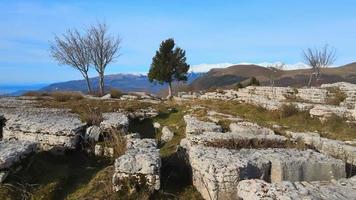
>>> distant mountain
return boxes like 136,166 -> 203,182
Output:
189,62 -> 356,90
41,72 -> 203,94
0,83 -> 48,96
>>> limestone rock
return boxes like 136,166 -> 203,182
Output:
1,99 -> 86,151
161,126 -> 174,143
113,138 -> 161,193
0,140 -> 37,169
184,115 -> 222,137
309,105 -> 353,121
229,121 -> 275,135
85,126 -> 102,142
237,177 -> 356,200
100,112 -> 129,133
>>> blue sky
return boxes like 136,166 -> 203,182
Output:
1,0 -> 356,84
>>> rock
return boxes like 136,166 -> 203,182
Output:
0,171 -> 9,183
297,88 -> 329,104
100,94 -> 111,100
129,108 -> 159,120
100,112 -> 129,133
161,126 -> 174,143
153,122 -> 161,129
94,144 -> 103,156
309,105 -> 353,121
120,95 -> 139,100
124,133 -> 140,139
113,138 -> 161,193
0,140 -> 37,169
237,177 -> 356,200
184,115 -> 222,137
265,149 -> 345,183
229,121 -> 275,135
0,99 -> 86,151
104,147 -> 114,157
85,126 -> 102,142
286,131 -> 356,165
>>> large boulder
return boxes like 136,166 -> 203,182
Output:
0,140 -> 37,170
112,138 -> 161,194
237,177 -> 356,200
184,115 -> 222,137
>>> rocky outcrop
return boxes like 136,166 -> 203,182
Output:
0,140 -> 37,169
183,144 -> 345,200
100,112 -> 129,133
309,105 -> 354,121
237,177 -> 356,200
322,82 -> 356,108
184,115 -> 222,137
229,121 -> 275,135
112,138 -> 161,193
286,131 -> 356,165
1,106 -> 85,151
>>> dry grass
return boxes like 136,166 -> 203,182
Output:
278,104 -> 299,118
50,91 -> 84,102
326,87 -> 347,105
101,128 -> 127,158
205,138 -> 310,150
80,108 -> 104,126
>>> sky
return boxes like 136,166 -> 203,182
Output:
1,0 -> 356,84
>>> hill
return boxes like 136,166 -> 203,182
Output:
41,72 -> 203,94
189,62 -> 356,90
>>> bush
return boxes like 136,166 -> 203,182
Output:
235,82 -> 244,90
248,77 -> 260,86
278,104 -> 299,118
23,91 -> 48,97
326,87 -> 347,106
110,88 -> 123,99
50,91 -> 84,102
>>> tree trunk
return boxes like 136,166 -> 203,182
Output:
307,73 -> 313,87
84,74 -> 92,94
167,82 -> 172,99
99,72 -> 105,96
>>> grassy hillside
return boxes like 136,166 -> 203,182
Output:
190,62 -> 356,90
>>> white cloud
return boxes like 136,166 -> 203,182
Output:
189,62 -> 312,72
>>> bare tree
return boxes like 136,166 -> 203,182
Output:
267,62 -> 285,87
303,45 -> 336,87
50,30 -> 92,93
86,23 -> 121,96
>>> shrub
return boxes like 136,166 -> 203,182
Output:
248,77 -> 260,86
326,87 -> 347,106
50,91 -> 84,102
110,88 -> 123,99
278,104 -> 299,118
235,82 -> 244,90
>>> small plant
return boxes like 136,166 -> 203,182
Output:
50,91 -> 84,102
278,104 -> 299,118
102,128 -> 127,158
110,88 -> 123,99
80,109 -> 103,126
326,87 -> 347,105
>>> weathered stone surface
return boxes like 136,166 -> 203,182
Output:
322,82 -> 356,108
286,131 -> 356,165
237,177 -> 356,200
120,95 -> 139,101
297,88 -> 329,104
1,104 -> 85,151
129,107 -> 159,119
229,121 -> 275,135
309,104 -> 353,120
161,126 -> 174,143
0,140 -> 37,169
100,112 -> 129,133
184,145 -> 346,200
265,149 -> 345,183
113,138 -> 160,192
184,115 -> 222,137
153,122 -> 161,129
85,125 -> 102,142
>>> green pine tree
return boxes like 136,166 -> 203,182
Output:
148,38 -> 190,98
